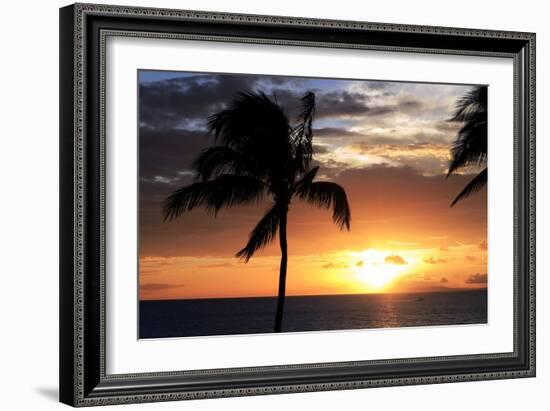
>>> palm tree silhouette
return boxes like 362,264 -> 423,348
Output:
163,91 -> 351,333
447,86 -> 487,207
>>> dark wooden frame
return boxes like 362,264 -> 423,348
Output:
60,3 -> 536,407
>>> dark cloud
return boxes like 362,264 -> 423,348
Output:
314,92 -> 423,120
398,99 -> 423,111
312,144 -> 330,154
140,72 -> 394,183
434,120 -> 461,133
465,273 -> 487,284
384,254 -> 407,265
313,127 -> 366,138
440,277 -> 449,283
315,91 -> 370,118
140,127 -> 210,181
365,106 -> 396,116
312,158 -> 353,170
261,86 -> 395,121
139,71 -> 319,131
139,72 -> 442,183
139,73 -> 256,129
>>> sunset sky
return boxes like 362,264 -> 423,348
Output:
138,70 -> 487,300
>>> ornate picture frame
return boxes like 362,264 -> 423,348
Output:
59,3 -> 535,406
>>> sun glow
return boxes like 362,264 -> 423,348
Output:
352,249 -> 413,291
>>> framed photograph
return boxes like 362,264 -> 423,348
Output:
59,3 -> 536,406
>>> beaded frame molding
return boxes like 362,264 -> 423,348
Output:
59,3 -> 535,407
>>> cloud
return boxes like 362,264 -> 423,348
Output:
313,127 -> 366,138
140,283 -> 185,291
139,127 -> 210,182
151,175 -> 181,184
314,145 -> 399,172
315,91 -> 371,118
139,71 -> 474,186
355,261 -> 364,267
465,273 -> 487,284
464,255 -> 478,262
423,257 -> 448,264
440,277 -> 449,283
315,90 -> 425,120
312,143 -> 331,154
139,73 -> 258,129
349,141 -> 451,176
384,254 -> 407,265
369,99 -> 423,117
310,127 -> 465,176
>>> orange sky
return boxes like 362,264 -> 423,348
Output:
138,72 -> 487,300
139,167 -> 487,300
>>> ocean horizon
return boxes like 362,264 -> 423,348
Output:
139,289 -> 487,339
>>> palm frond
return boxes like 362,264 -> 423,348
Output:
192,145 -> 266,181
291,92 -> 316,171
298,181 -> 351,230
450,87 -> 487,123
208,91 -> 290,151
207,91 -> 294,185
163,175 -> 267,220
447,85 -> 488,176
293,166 -> 319,196
236,205 -> 280,262
450,168 -> 487,207
297,92 -> 316,137
447,117 -> 487,174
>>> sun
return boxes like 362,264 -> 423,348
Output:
356,264 -> 406,289
352,249 -> 411,291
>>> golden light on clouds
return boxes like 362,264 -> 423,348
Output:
315,145 -> 399,171
140,239 -> 487,300
353,249 -> 415,290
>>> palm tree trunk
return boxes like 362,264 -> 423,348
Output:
274,208 -> 288,333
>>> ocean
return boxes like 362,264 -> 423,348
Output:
139,290 -> 487,339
